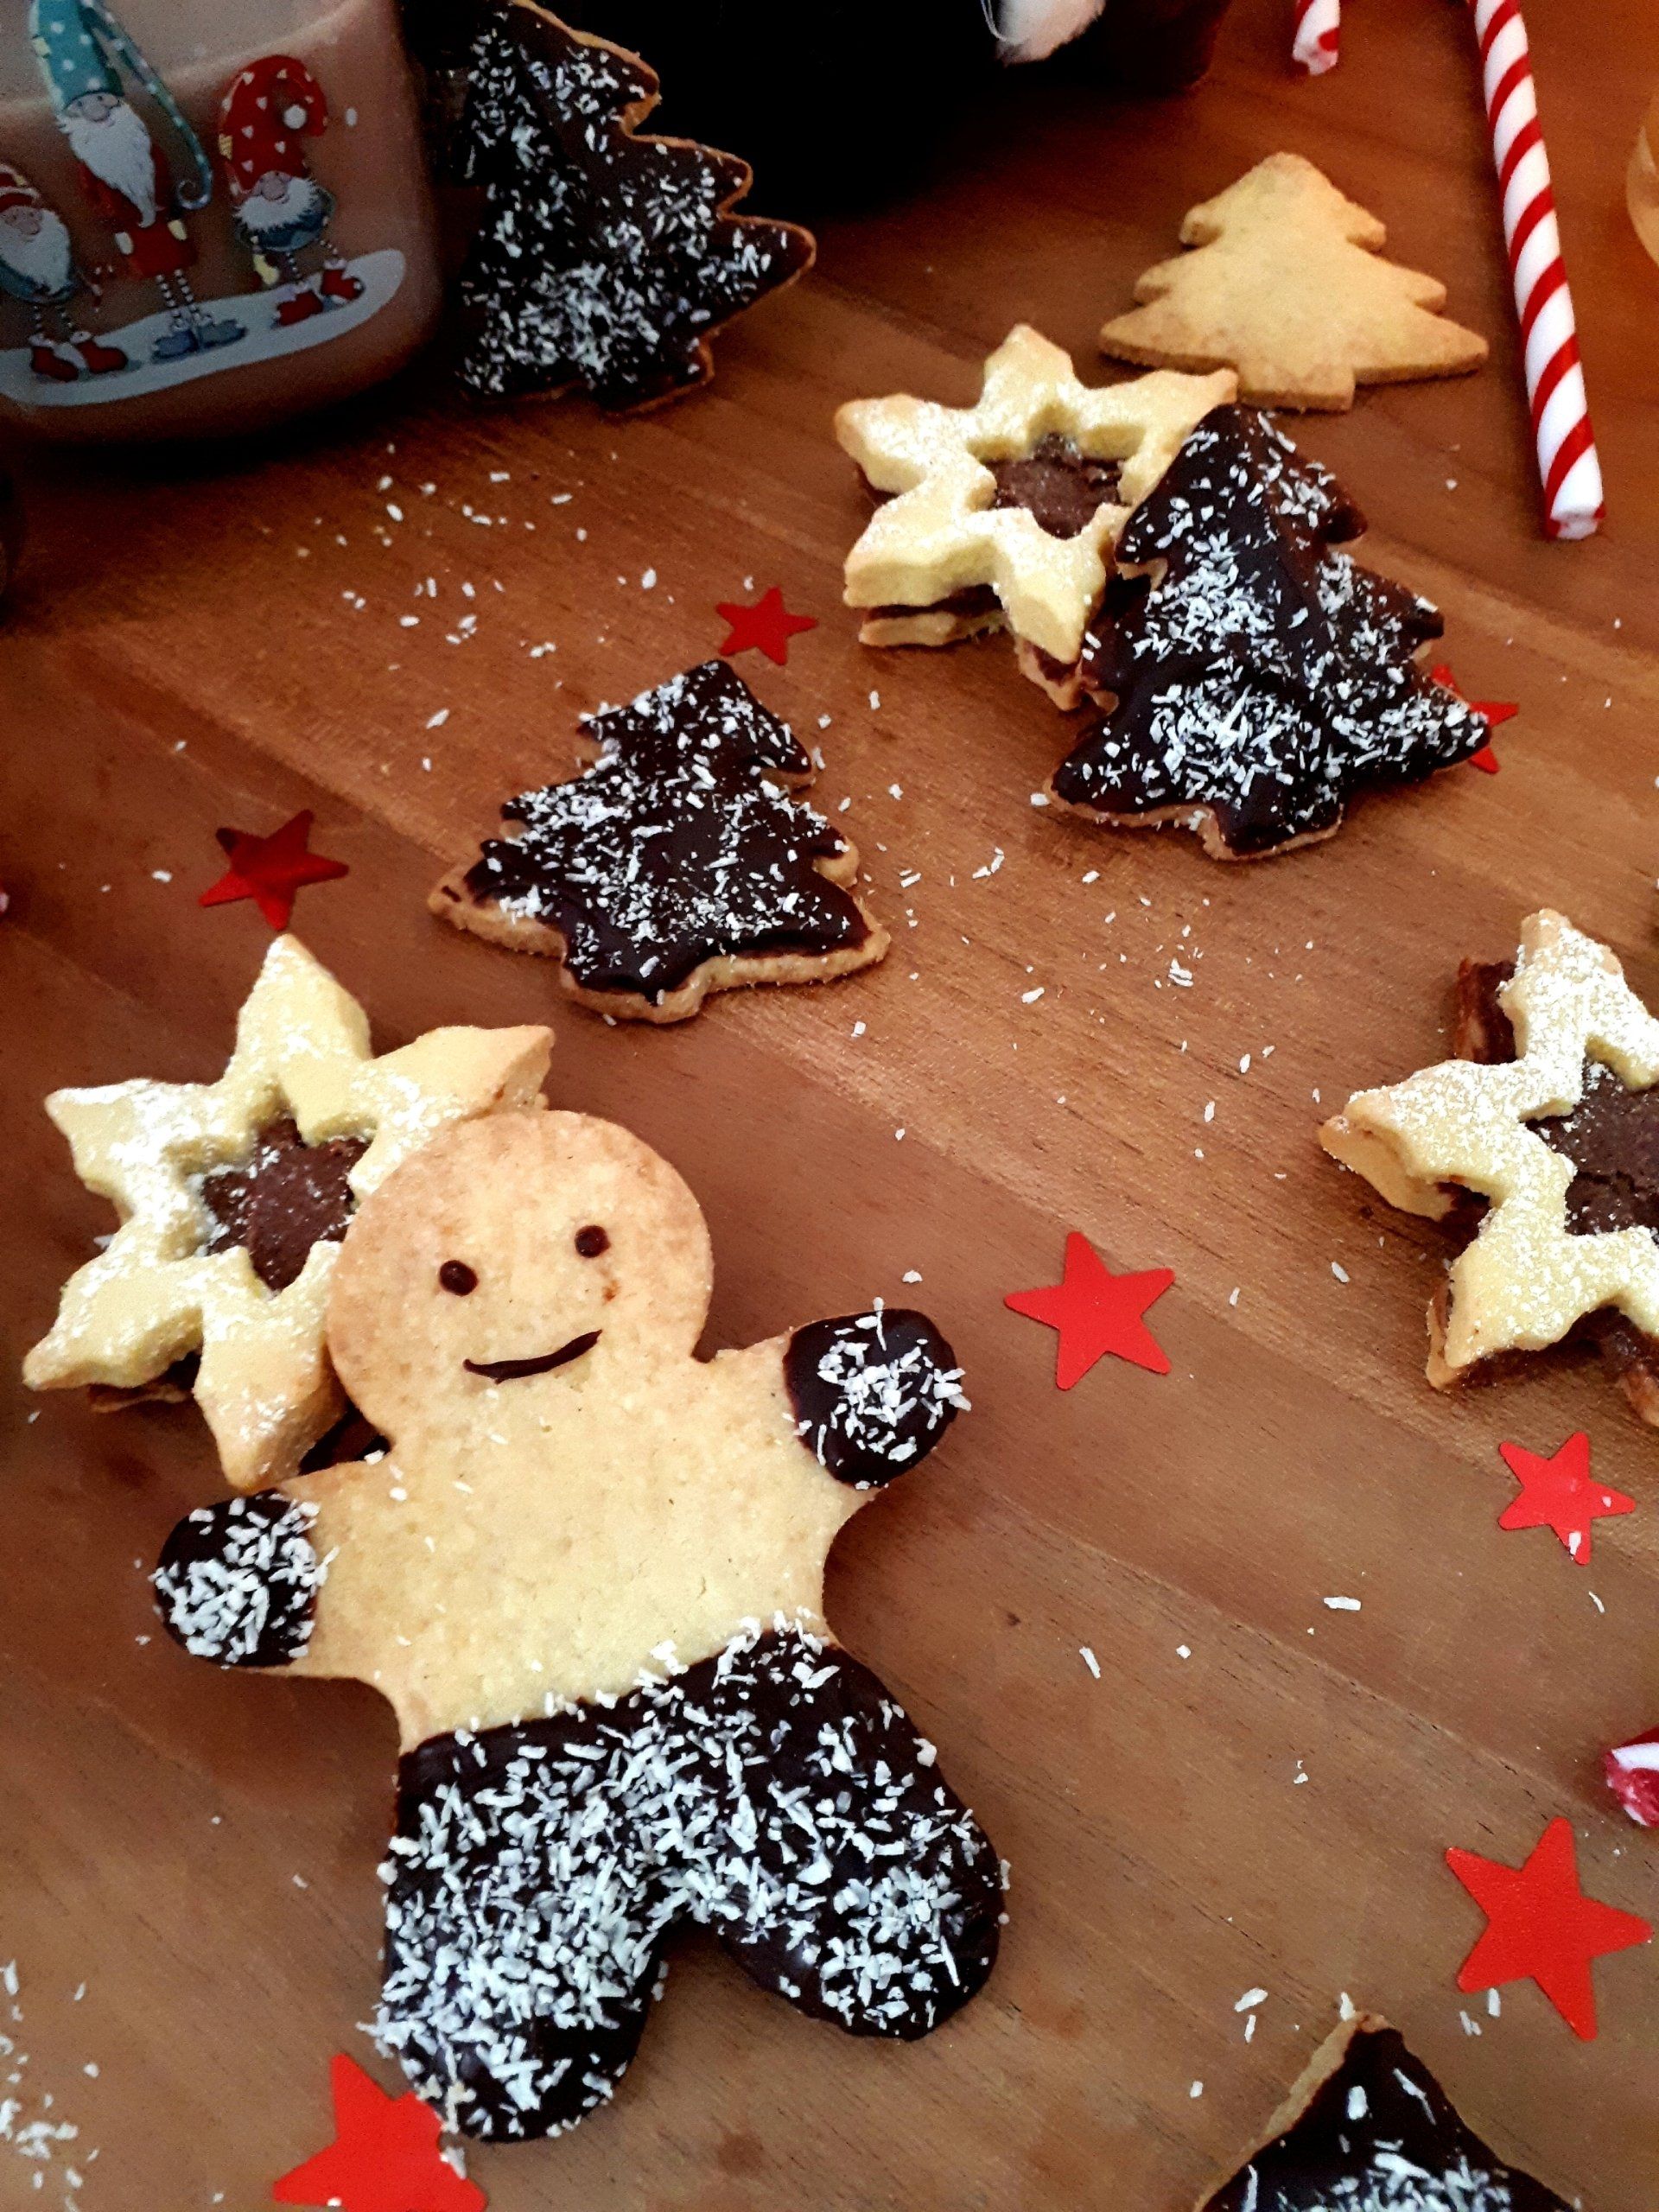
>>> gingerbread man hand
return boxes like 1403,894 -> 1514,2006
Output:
155,1112 -> 999,2140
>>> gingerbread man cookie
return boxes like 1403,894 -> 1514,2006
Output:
24,938 -> 550,1490
1321,912 -> 1659,1414
836,323 -> 1234,671
432,659 -> 887,1021
154,1111 -> 999,2140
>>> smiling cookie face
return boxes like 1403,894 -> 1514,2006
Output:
326,1112 -> 714,1440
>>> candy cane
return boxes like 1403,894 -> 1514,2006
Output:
1292,0 -> 1341,74
1468,0 -> 1603,538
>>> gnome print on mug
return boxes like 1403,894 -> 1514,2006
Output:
0,0 -> 404,406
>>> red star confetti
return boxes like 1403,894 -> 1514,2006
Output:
716,585 -> 817,666
1497,1431 -> 1632,1563
1432,662 -> 1517,774
200,809 -> 349,931
1005,1232 -> 1173,1389
1605,1730 -> 1659,1827
1446,1818 -> 1649,2038
272,2054 -> 485,2212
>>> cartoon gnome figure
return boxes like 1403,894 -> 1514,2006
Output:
218,58 -> 363,327
0,160 -> 129,382
29,0 -> 245,363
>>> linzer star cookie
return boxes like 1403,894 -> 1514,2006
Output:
1051,406 -> 1486,857
154,1111 -> 1000,2141
23,938 -> 550,1490
1321,911 -> 1659,1421
836,323 -> 1233,671
1197,2012 -> 1573,2209
431,659 -> 888,1022
455,2 -> 814,411
1101,152 -> 1487,410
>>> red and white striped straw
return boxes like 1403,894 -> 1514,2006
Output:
1292,0 -> 1341,73
1468,0 -> 1604,539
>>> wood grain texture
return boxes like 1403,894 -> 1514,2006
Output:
3,0 -> 1658,2204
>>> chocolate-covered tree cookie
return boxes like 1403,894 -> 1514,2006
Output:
455,1 -> 814,410
1198,2012 -> 1573,2210
431,659 -> 888,1021
1051,405 -> 1487,858
155,1111 -> 1000,2141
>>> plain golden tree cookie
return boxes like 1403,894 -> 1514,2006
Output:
1100,153 -> 1488,411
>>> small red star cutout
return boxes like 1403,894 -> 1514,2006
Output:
272,2055 -> 485,2212
1005,1232 -> 1174,1389
1497,1431 -> 1632,1563
200,809 -> 349,931
1446,1817 -> 1650,2038
1432,663 -> 1517,775
716,585 -> 817,666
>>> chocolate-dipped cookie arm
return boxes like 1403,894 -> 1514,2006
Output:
153,1492 -> 324,1668
785,1309 -> 968,1489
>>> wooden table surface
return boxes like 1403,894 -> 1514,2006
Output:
5,1 -> 1659,2204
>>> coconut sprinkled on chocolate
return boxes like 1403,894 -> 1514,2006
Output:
456,6 -> 812,411
376,1621 -> 1001,2140
453,660 -> 874,1001
785,1308 -> 969,1489
1056,407 -> 1485,856
1203,2021 -> 1571,2211
153,1495 -> 326,1668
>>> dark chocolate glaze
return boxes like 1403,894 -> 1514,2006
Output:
464,1331 -> 601,1382
454,10 -> 812,410
153,1493 -> 321,1669
199,1116 -> 367,1294
453,660 -> 872,1003
1455,959 -> 1659,1389
1203,2021 -> 1571,2210
379,1625 -> 1001,2141
1054,406 -> 1484,855
988,435 -> 1122,539
785,1309 -> 965,1488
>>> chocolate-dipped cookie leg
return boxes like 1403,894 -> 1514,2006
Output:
153,1493 -> 324,1667
785,1309 -> 969,1489
683,1636 -> 1002,2038
377,1718 -> 671,2141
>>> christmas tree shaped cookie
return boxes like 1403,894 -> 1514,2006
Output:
1100,153 -> 1487,410
455,1 -> 814,410
1052,406 -> 1486,856
432,660 -> 887,1020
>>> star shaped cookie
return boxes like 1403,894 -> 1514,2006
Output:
836,324 -> 1234,669
24,936 -> 551,1489
1320,911 -> 1659,1402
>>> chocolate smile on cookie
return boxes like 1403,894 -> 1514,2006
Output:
464,1331 -> 601,1382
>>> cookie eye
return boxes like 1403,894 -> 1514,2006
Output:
574,1225 -> 609,1258
439,1260 -> 478,1295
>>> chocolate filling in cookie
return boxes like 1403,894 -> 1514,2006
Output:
199,1116 -> 369,1294
1450,960 -> 1659,1416
864,438 -> 1122,622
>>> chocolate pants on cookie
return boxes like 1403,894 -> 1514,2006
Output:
381,1626 -> 1001,2138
